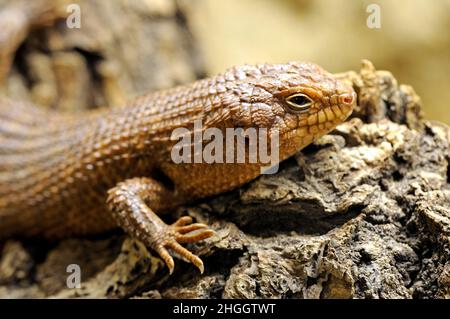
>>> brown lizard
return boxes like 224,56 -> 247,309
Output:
0,0 -> 356,274
0,61 -> 356,274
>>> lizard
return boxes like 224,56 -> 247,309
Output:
0,61 -> 356,274
0,0 -> 358,275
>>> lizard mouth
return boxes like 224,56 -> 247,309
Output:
286,102 -> 354,137
274,96 -> 355,153
310,103 -> 354,137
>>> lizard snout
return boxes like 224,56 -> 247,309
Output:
339,92 -> 357,106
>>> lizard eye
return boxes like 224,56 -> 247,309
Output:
285,93 -> 313,113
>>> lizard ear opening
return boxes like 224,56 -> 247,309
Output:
285,93 -> 313,114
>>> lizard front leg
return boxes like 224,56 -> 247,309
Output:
106,177 -> 214,274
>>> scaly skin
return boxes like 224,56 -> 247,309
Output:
0,62 -> 356,273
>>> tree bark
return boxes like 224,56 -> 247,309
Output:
0,0 -> 448,299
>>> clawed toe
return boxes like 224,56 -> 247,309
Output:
166,241 -> 205,274
154,216 -> 215,274
155,245 -> 175,274
172,216 -> 193,227
155,241 -> 205,274
175,229 -> 215,243
176,223 -> 209,234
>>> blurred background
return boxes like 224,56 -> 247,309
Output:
187,0 -> 450,124
0,0 -> 449,124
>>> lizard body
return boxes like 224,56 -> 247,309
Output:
0,62 -> 355,273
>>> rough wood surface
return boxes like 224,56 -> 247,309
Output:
1,0 -> 204,109
0,0 -> 449,299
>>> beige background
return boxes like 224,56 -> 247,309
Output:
186,0 -> 450,124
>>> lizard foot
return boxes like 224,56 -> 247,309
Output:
155,216 -> 215,274
108,177 -> 215,275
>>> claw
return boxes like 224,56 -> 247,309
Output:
172,216 -> 193,227
176,229 -> 215,243
167,241 -> 205,274
176,223 -> 209,234
155,245 -> 175,274
152,216 -> 214,274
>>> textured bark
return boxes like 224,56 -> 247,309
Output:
1,0 -> 204,109
0,1 -> 449,299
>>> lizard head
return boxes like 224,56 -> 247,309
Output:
222,62 -> 356,158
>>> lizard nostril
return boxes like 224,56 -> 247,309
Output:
340,93 -> 356,106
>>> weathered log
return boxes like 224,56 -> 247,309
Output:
0,0 -> 448,299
